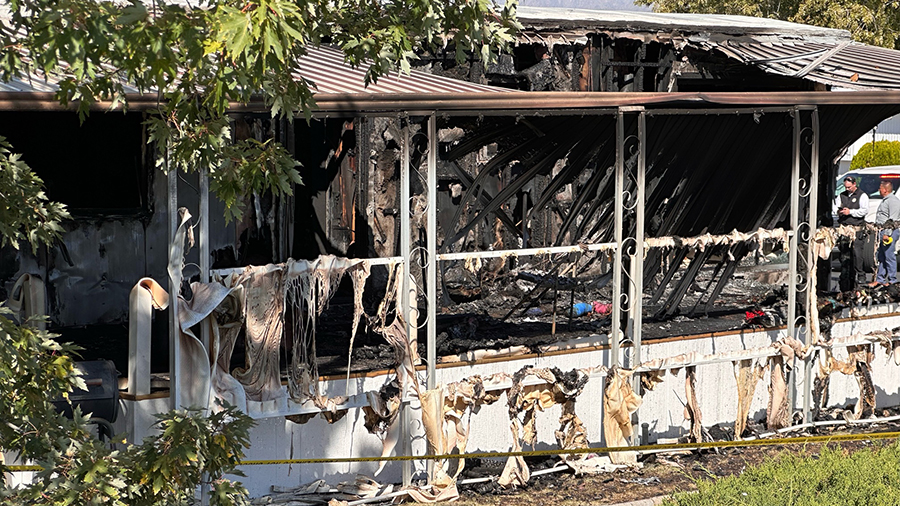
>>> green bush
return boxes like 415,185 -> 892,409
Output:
0,307 -> 256,506
0,141 -> 256,506
850,140 -> 900,170
665,443 -> 900,506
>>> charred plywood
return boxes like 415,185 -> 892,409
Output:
291,117 -> 409,261
366,117 -> 401,259
49,220 -> 147,325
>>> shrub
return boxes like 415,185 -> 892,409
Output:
0,308 -> 256,506
850,140 -> 900,170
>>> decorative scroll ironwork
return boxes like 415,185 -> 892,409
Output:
787,108 -> 819,424
611,109 -> 645,370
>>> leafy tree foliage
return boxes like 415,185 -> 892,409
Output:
0,272 -> 254,505
0,137 -> 69,252
636,0 -> 900,49
0,0 -> 520,218
850,139 -> 900,169
0,154 -> 255,504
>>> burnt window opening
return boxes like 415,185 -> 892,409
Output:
292,117 -> 359,260
0,111 -> 148,215
513,43 -> 550,72
594,37 -> 674,92
674,47 -> 816,92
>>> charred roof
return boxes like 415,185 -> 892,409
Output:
513,6 -> 896,91
515,7 -> 850,41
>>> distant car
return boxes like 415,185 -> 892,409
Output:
836,166 -> 900,223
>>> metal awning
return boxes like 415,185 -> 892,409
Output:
0,18 -> 512,97
294,46 -> 512,95
5,89 -> 900,113
714,41 -> 900,90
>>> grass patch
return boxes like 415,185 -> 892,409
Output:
665,442 -> 900,506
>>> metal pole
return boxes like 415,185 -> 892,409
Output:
611,109 -> 624,367
426,114 -> 438,482
200,168 -> 211,345
632,110 -> 646,443
199,167 -> 211,506
427,114 -> 437,390
808,108 -> 819,310
437,241 -> 616,261
803,108 -> 820,423
167,157 -> 181,410
631,111 -> 645,370
787,108 -> 801,414
399,118 -> 412,487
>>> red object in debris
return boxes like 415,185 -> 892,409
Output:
592,301 -> 611,315
745,309 -> 765,320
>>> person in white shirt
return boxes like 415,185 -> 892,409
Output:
833,175 -> 869,289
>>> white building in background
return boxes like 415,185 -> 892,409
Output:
839,114 -> 900,174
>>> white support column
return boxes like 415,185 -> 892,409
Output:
199,166 -> 211,506
630,111 -> 646,370
803,108 -> 820,423
425,114 -> 438,482
787,108 -> 800,344
786,109 -> 801,415
426,114 -> 437,391
200,167 -> 211,353
399,117 -> 413,486
611,110 -> 624,367
629,111 -> 646,442
167,161 -> 181,410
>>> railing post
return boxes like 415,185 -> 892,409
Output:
612,110 -> 624,367
803,108 -> 819,422
425,113 -> 438,481
789,106 -> 818,423
630,111 -> 646,440
630,110 -> 646,371
167,154 -> 181,410
400,117 -> 413,487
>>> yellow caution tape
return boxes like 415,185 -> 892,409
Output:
5,431 -> 897,472
239,430 -> 900,466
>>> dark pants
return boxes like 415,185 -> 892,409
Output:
839,229 -> 870,291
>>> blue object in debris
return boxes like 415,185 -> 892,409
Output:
571,302 -> 592,317
525,307 -> 543,316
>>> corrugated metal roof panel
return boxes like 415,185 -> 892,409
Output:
0,19 -> 512,96
717,41 -> 900,90
294,46 -> 511,95
0,72 -> 143,93
515,6 -> 850,40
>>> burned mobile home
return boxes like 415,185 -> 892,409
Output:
420,7 -> 877,93
6,8 -> 900,500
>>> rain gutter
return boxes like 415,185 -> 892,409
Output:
4,90 -> 900,114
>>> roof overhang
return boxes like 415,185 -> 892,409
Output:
4,90 -> 900,114
515,7 -> 850,40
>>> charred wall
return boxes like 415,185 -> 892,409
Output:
0,111 -> 237,372
413,33 -> 816,93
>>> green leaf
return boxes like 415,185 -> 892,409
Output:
114,3 -> 147,26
